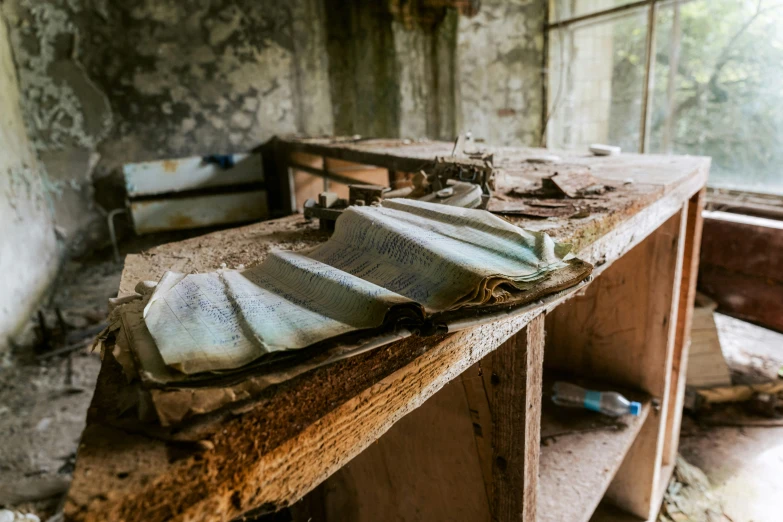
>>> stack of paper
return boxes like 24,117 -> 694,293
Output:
139,199 -> 581,375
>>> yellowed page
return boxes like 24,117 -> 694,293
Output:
310,198 -> 570,311
144,252 -> 419,374
141,199 -> 573,374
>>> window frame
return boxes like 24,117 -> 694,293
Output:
543,0 -> 783,209
543,0 -> 692,154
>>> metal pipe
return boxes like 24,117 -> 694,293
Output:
107,208 -> 128,263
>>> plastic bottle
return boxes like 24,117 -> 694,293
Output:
551,381 -> 641,417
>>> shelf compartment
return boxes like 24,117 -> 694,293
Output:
538,385 -> 651,522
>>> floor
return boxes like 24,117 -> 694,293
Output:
0,229 -> 212,520
675,313 -> 783,522
1,247 -> 781,522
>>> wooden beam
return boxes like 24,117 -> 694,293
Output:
698,210 -> 783,333
490,314 -> 544,522
663,189 -> 705,464
260,138 -> 296,217
277,138 -> 441,175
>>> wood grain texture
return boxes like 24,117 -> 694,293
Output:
314,376 -> 490,522
538,387 -> 651,522
461,360 -> 493,503
490,314 -> 544,522
65,139 -> 709,522
605,208 -> 687,521
698,210 -> 783,333
664,190 -> 706,464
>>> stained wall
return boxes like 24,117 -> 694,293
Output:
0,11 -> 59,351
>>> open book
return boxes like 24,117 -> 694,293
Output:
140,199 -> 588,376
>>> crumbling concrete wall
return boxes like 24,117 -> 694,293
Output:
457,0 -> 546,146
1,0 -> 334,254
0,11 -> 59,351
323,0 -> 545,145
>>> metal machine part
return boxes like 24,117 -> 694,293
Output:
303,147 -> 495,229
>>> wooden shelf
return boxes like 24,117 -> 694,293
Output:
588,448 -> 675,522
590,502 -> 646,522
538,389 -> 651,522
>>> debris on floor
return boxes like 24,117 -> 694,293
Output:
542,169 -> 604,198
685,300 -> 783,418
0,510 -> 41,522
0,237 -> 191,519
677,311 -> 783,522
657,455 -> 729,522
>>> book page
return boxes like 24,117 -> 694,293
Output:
141,199 -> 574,374
144,251 -> 421,374
309,198 -> 571,311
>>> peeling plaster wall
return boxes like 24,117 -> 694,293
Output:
1,0 -> 333,253
0,11 -> 59,351
324,0 -> 544,144
457,0 -> 546,146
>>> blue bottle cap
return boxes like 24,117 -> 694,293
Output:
629,401 -> 642,416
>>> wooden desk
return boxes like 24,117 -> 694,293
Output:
64,139 -> 708,522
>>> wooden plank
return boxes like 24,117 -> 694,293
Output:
698,210 -> 783,332
289,154 -> 391,212
303,318 -> 544,522
606,208 -> 686,521
322,158 -> 388,200
685,308 -> 731,389
314,377 -> 490,522
261,138 -> 296,217
663,189 -> 705,464
129,191 -> 268,234
65,311 -> 556,522
539,390 -> 652,522
124,154 -> 263,197
278,137 -> 446,174
490,314 -> 544,522
460,361 -> 493,503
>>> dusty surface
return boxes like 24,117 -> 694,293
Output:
61,143 -> 710,522
678,313 -> 783,522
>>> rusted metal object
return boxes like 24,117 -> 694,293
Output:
123,153 -> 267,235
130,191 -> 267,234
423,155 -> 495,209
303,153 -> 495,229
124,153 -> 263,197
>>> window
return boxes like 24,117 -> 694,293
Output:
546,0 -> 783,195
